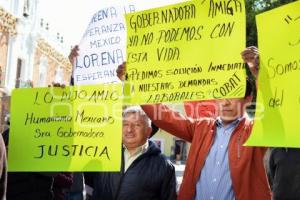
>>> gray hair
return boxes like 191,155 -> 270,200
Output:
122,106 -> 151,127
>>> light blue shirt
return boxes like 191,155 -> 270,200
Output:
195,118 -> 242,200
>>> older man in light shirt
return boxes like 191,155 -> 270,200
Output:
90,106 -> 177,200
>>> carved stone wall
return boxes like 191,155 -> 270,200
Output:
33,39 -> 72,86
0,6 -> 17,87
0,31 -> 8,86
0,6 -> 17,37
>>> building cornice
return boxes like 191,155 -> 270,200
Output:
37,38 -> 72,72
0,6 -> 17,37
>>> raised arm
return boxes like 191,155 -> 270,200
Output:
68,45 -> 80,67
142,104 -> 197,142
116,63 -> 197,142
241,46 -> 259,80
68,45 -> 80,86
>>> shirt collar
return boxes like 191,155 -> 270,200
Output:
216,116 -> 245,128
123,140 -> 149,156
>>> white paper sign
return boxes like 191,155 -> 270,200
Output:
74,0 -> 189,85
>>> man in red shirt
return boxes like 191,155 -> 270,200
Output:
117,46 -> 271,200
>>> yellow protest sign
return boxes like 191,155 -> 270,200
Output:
245,1 -> 300,147
8,84 -> 123,171
125,0 -> 246,104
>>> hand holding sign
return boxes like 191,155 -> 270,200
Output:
116,62 -> 126,81
241,46 -> 259,79
69,45 -> 80,66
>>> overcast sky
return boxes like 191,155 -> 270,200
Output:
38,0 -> 188,48
39,0 -> 112,47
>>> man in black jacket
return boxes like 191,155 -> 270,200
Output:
68,46 -> 176,200
89,106 -> 177,200
267,148 -> 300,200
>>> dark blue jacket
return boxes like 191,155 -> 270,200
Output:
90,140 -> 177,200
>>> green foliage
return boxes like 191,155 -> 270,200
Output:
246,0 -> 297,46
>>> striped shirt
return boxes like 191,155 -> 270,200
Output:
195,118 -> 242,200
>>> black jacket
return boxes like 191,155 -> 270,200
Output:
90,140 -> 177,200
0,134 -> 6,200
6,172 -> 54,200
4,128 -> 55,200
268,148 -> 300,200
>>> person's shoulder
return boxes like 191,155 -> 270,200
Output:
192,117 -> 216,132
153,153 -> 175,169
195,117 -> 216,124
146,145 -> 171,162
154,157 -> 175,174
147,141 -> 173,166
245,116 -> 254,124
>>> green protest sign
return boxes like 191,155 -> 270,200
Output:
125,0 -> 246,104
8,84 -> 123,171
245,1 -> 300,147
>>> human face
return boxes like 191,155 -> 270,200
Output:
122,113 -> 152,150
217,97 -> 252,125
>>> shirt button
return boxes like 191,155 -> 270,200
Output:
220,145 -> 224,148
217,161 -> 220,165
213,178 -> 217,182
210,196 -> 214,200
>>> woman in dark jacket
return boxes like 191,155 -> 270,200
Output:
6,172 -> 54,200
0,134 -> 7,200
4,128 -> 55,200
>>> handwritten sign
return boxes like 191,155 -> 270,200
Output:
8,84 -> 123,171
124,0 -> 246,104
75,0 -> 188,85
245,1 -> 300,147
